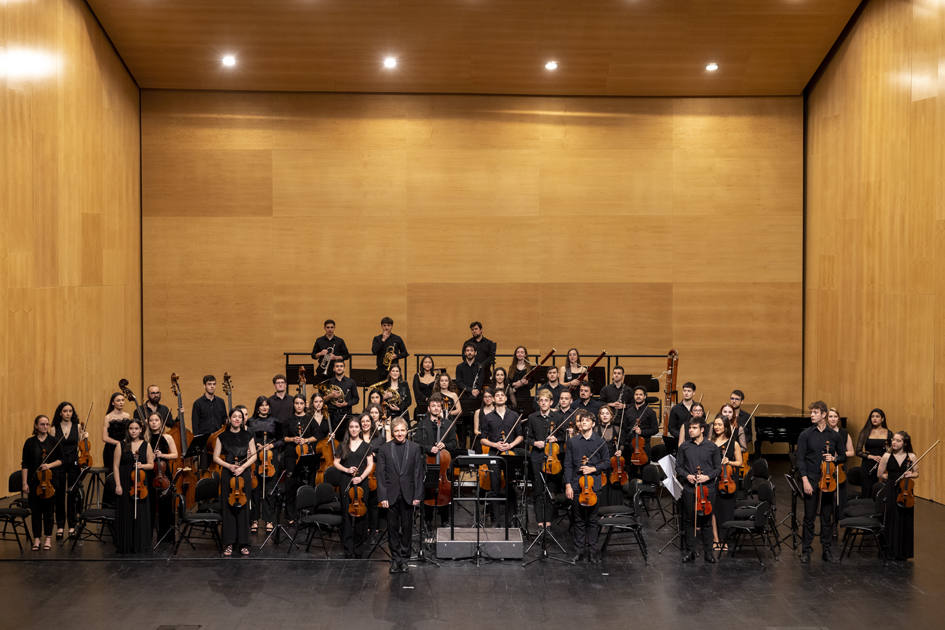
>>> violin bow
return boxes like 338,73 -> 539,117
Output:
894,439 -> 940,483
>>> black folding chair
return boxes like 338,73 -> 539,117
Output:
599,488 -> 648,564
838,490 -> 886,562
70,473 -> 116,550
0,472 -> 32,552
721,500 -> 778,566
175,477 -> 223,554
288,483 -> 342,557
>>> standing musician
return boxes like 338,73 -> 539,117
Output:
113,418 -> 154,554
490,367 -> 517,410
564,409 -> 610,564
676,418 -> 721,563
376,417 -> 425,574
472,388 -> 495,441
599,366 -> 630,422
616,385 -> 659,478
145,411 -> 178,546
856,408 -> 892,498
138,384 -> 181,429
827,407 -> 855,518
796,400 -> 844,564
433,372 -> 463,438
267,374 -> 294,423
678,402 -> 708,447
311,319 -> 351,373
412,355 -> 438,418
371,316 -> 409,380
418,395 -> 458,529
456,342 -> 485,405
481,388 -> 523,521
667,381 -> 697,455
596,405 -> 624,506
575,382 -> 601,415
22,415 -> 62,551
360,411 -> 384,535
213,407 -> 257,557
51,401 -> 85,539
284,395 -> 319,521
326,359 -> 359,422
534,366 -> 564,410
367,403 -> 391,447
718,404 -> 746,452
248,396 -> 283,535
561,348 -> 587,389
527,390 -> 564,528
334,415 -> 375,558
877,431 -> 918,561
463,321 -> 497,377
379,364 -> 411,420
709,416 -> 740,548
102,391 -> 131,477
729,389 -> 755,454
509,345 -> 534,413
191,374 -> 228,438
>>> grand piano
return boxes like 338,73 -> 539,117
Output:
753,404 -> 847,453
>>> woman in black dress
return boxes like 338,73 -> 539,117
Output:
145,411 -> 177,546
113,418 -> 154,554
412,355 -> 437,418
21,415 -> 63,551
248,396 -> 282,534
709,416 -> 741,547
213,407 -> 257,557
878,431 -> 917,560
856,408 -> 892,498
490,367 -> 517,410
381,364 -> 412,421
334,415 -> 375,558
827,407 -> 855,517
51,401 -> 85,539
509,345 -> 533,414
102,392 -> 131,474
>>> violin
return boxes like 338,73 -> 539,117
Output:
718,461 -> 737,495
347,484 -> 367,517
256,432 -> 276,477
695,465 -> 712,517
542,422 -> 562,476
577,455 -> 599,507
629,415 -> 648,466
896,476 -> 915,509
151,410 -> 172,492
819,440 -> 838,493
295,420 -> 312,461
35,446 -> 56,499
77,402 -> 94,468
132,451 -> 149,500
608,411 -> 628,485
226,456 -> 249,508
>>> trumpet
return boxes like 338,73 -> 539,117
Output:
319,343 -> 335,375
382,345 -> 397,370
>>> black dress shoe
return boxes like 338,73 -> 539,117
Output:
703,551 -> 717,563
822,551 -> 837,564
681,551 -> 696,563
389,562 -> 398,574
399,561 -> 409,573
589,551 -> 601,565
571,551 -> 586,563
799,553 -> 811,564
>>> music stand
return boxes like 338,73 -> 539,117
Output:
451,454 -> 510,566
780,473 -> 802,550
523,466 -> 573,566
184,433 -> 210,460
260,470 -> 292,550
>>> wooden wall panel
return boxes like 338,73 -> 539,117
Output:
0,0 -> 140,476
806,0 -> 945,502
142,92 -> 802,426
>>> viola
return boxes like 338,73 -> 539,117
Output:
896,477 -> 915,509
347,484 -> 367,518
227,465 -> 248,508
577,455 -> 599,507
295,420 -> 312,461
718,462 -> 737,495
818,440 -> 838,493
256,434 -> 276,478
77,402 -> 94,468
151,410 -> 173,492
132,452 -> 149,500
695,465 -> 712,516
35,446 -> 56,499
542,422 -> 562,476
609,453 -> 628,485
629,416 -> 648,466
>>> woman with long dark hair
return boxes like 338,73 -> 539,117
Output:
213,407 -> 257,556
102,392 -> 131,477
878,431 -> 917,560
21,415 -> 62,551
334,415 -> 374,558
51,401 -> 85,538
113,418 -> 154,554
856,408 -> 892,497
248,396 -> 282,534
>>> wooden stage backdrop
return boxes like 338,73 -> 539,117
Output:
141,91 -> 803,427
806,0 -> 945,503
0,0 -> 141,476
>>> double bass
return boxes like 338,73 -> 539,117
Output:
169,373 -> 198,508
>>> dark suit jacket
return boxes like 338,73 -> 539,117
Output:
376,439 -> 425,505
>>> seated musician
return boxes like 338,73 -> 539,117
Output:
675,418 -> 721,563
526,390 -> 563,528
563,409 -> 610,565
327,359 -> 359,422
418,395 -> 458,529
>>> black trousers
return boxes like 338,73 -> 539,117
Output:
530,457 -> 561,523
29,491 -> 55,537
149,487 -> 175,543
570,499 -> 600,549
387,497 -> 414,562
55,463 -> 81,529
252,473 -> 278,523
681,491 -> 714,553
802,487 -> 835,553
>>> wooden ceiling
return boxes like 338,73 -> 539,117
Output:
86,0 -> 861,96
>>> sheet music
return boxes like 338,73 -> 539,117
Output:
658,454 -> 682,500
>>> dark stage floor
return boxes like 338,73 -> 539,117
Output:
2,457 -> 942,630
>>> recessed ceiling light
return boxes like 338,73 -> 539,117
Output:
705,62 -> 719,72
383,56 -> 397,69
221,54 -> 237,68
545,60 -> 558,71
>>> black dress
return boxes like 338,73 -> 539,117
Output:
103,417 -> 129,472
219,430 -> 253,548
115,441 -> 152,554
714,438 -> 738,539
883,454 -> 914,560
412,374 -> 435,418
147,433 -> 176,545
52,420 -> 81,529
248,416 -> 283,524
339,441 -> 372,557
861,434 -> 890,498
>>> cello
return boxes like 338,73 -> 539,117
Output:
424,413 -> 460,508
314,414 -> 344,485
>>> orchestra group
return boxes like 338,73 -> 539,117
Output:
20,318 -> 923,570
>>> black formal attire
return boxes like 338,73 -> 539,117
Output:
526,410 -> 564,522
248,416 -> 283,524
676,438 -> 721,555
283,415 -> 319,520
564,431 -> 611,552
146,433 -> 176,544
417,414 -> 458,526
311,334 -> 351,369
619,403 -> 660,479
735,408 -> 755,453
114,441 -> 152,554
883,454 -> 915,560
22,435 -> 61,538
192,395 -> 228,436
575,397 -> 602,416
463,335 -> 497,374
376,439 -> 425,564
534,383 -> 565,411
267,393 -> 295,424
599,383 -> 631,412
338,441 -> 372,557
327,375 -> 359,422
103,416 -> 129,473
412,374 -> 436,417
667,401 -> 695,455
379,379 -> 412,421
372,332 -> 408,379
218,430 -> 253,550
456,359 -> 485,443
482,408 -> 523,518
509,364 -> 534,414
713,438 -> 738,540
796,424 -> 844,556
51,420 -> 81,530
137,402 -> 177,429
596,423 -> 624,506
858,430 -> 892,498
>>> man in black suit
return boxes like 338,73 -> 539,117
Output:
376,417 -> 425,573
